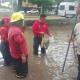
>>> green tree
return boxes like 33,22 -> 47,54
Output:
29,0 -> 53,14
53,0 -> 64,14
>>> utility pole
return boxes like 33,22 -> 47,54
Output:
12,0 -> 22,12
12,0 -> 18,12
17,0 -> 23,11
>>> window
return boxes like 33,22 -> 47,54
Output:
69,6 -> 74,10
59,5 -> 65,10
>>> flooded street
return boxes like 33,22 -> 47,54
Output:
0,24 -> 78,80
24,24 -> 78,80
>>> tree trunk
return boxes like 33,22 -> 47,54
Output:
39,4 -> 44,14
17,0 -> 23,11
56,2 -> 60,15
12,0 -> 18,11
42,5 -> 45,14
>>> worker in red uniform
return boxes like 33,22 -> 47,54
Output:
0,17 -> 12,66
8,12 -> 28,78
32,14 -> 52,55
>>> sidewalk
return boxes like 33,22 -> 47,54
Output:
25,15 -> 65,20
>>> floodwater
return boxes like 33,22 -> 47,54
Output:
0,24 -> 78,80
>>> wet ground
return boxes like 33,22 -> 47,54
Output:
0,24 -> 78,80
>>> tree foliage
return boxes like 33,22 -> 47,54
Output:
29,0 -> 52,6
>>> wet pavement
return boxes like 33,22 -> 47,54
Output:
45,25 -> 78,80
0,24 -> 78,80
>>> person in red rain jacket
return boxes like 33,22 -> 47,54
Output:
0,17 -> 12,66
32,14 -> 52,55
8,12 -> 28,78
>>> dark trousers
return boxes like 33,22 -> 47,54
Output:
77,55 -> 80,80
33,36 -> 46,55
0,41 -> 12,65
13,58 -> 28,77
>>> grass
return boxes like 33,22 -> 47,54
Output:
47,19 -> 66,25
25,18 -> 67,26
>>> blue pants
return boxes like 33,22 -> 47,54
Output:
33,36 -> 45,55
0,41 -> 12,65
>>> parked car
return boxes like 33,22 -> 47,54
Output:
27,9 -> 39,14
58,2 -> 76,18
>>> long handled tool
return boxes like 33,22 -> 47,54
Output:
62,17 -> 76,73
73,37 -> 77,59
62,30 -> 73,72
